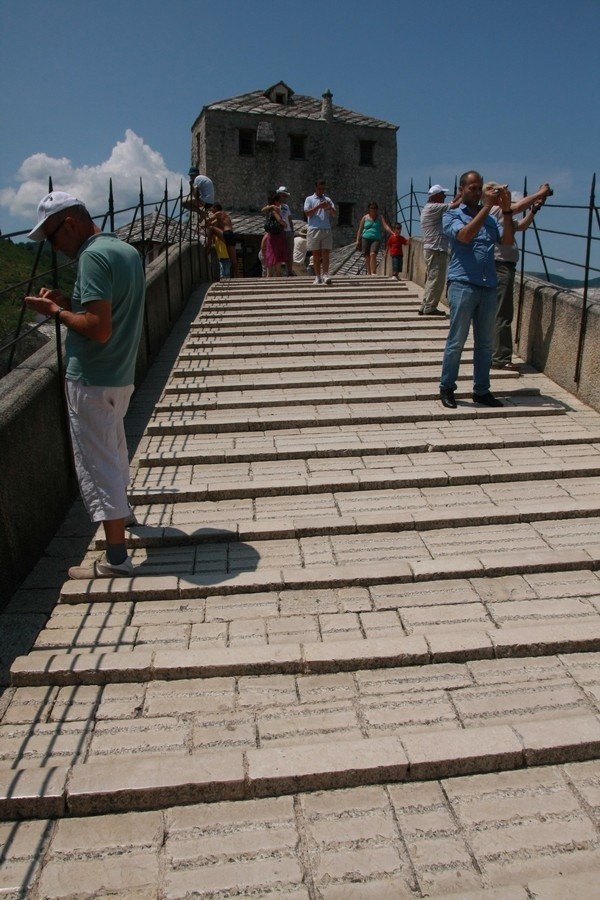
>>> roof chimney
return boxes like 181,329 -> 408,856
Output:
321,89 -> 333,123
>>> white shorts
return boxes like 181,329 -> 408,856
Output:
306,227 -> 333,252
65,381 -> 134,522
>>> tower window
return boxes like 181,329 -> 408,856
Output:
359,140 -> 375,166
238,129 -> 255,156
338,203 -> 354,227
290,134 -> 306,160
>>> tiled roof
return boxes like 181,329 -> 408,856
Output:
329,243 -> 384,276
202,85 -> 397,131
115,212 -> 193,245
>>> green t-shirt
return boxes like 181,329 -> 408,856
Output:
65,233 -> 145,386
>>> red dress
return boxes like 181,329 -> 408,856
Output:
264,231 -> 288,266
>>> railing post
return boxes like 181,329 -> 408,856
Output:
139,178 -> 152,358
177,182 -> 184,302
54,314 -> 74,477
139,179 -> 146,272
108,179 -> 115,232
163,181 -> 172,320
575,173 -> 596,384
515,176 -> 528,345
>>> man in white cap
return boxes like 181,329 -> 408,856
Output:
419,184 -> 461,316
25,191 -> 145,579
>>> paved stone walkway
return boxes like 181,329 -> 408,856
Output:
2,275 -> 600,898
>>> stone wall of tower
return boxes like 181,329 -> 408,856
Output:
191,107 -> 397,246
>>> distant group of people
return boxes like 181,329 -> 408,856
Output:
188,169 -> 411,286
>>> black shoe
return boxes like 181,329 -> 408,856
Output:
418,309 -> 424,316
491,361 -> 520,372
422,309 -> 447,317
440,389 -> 457,409
472,392 -> 503,407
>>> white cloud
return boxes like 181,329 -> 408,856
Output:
0,130 -> 186,228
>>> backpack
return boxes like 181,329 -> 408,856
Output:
264,211 -> 283,234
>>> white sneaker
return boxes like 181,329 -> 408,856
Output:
313,276 -> 322,285
323,274 -> 332,285
68,553 -> 134,580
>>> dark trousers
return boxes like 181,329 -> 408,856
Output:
492,260 -> 516,366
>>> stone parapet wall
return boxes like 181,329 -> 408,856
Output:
406,236 -> 600,413
0,241 -> 209,605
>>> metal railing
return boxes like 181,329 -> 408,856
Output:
398,174 -> 599,384
0,176 -> 208,375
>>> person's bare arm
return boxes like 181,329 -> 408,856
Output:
24,291 -> 112,342
510,183 -> 552,214
356,215 -> 366,245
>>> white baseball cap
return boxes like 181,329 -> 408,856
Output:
28,191 -> 86,241
428,184 -> 449,196
277,185 -> 290,195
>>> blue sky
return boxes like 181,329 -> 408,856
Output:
1,0 -> 597,274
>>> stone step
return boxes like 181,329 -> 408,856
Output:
203,285 -> 415,300
182,337 -> 450,354
194,311 -> 427,327
2,709 -> 599,821
55,546 -> 599,605
129,457 -> 600,503
139,429 -> 600,465
163,365 -> 520,394
145,400 -> 566,435
188,323 -> 446,341
191,312 -> 436,327
172,351 -> 460,374
4,719 -> 600,823
12,618 -> 600,686
3,766 -> 599,896
154,384 -> 536,412
115,499 -> 600,548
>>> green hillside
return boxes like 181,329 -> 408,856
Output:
0,239 -> 75,343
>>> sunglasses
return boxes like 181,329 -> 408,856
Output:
45,219 -> 67,245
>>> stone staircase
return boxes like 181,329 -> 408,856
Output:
2,275 -> 600,898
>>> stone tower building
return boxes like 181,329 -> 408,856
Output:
190,81 -> 398,246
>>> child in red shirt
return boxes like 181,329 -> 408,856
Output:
387,223 -> 410,280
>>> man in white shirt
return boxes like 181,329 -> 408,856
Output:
487,182 -> 552,371
304,178 -> 335,285
419,184 -> 461,316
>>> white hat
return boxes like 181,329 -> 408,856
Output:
28,191 -> 85,241
277,185 -> 290,195
428,184 -> 449,196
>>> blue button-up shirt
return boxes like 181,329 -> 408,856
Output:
443,204 -> 502,287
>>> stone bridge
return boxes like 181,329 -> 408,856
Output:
2,273 -> 600,897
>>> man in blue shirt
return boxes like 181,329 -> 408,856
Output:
439,171 -> 514,409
